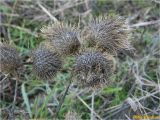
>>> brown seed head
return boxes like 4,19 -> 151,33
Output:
74,51 -> 115,89
41,22 -> 81,55
84,15 -> 135,55
0,43 -> 22,74
31,46 -> 62,80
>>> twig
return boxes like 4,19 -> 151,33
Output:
130,19 -> 160,28
12,79 -> 18,108
10,73 -> 19,119
0,12 -> 19,17
104,104 -> 121,112
125,114 -> 132,120
37,2 -> 59,23
56,78 -> 71,117
0,74 -> 9,84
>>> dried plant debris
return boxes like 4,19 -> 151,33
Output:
0,42 -> 22,74
74,51 -> 115,89
84,15 -> 135,56
0,73 -> 23,103
31,46 -> 62,80
41,22 -> 81,55
65,111 -> 81,120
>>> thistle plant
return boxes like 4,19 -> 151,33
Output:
0,15 -> 135,119
74,50 -> 115,119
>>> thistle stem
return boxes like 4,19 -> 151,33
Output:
12,80 -> 18,107
56,78 -> 71,117
11,75 -> 19,119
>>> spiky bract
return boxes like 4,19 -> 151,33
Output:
85,16 -> 134,55
41,22 -> 81,55
75,51 -> 114,89
0,43 -> 22,73
31,46 -> 62,80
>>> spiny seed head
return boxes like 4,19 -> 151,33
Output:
84,15 -> 135,55
74,51 -> 115,89
31,46 -> 62,80
0,43 -> 22,73
41,22 -> 81,55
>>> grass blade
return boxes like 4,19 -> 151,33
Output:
21,82 -> 32,118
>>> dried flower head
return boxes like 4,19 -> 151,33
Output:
41,22 -> 81,55
31,46 -> 62,80
84,15 -> 135,55
0,43 -> 22,74
74,51 -> 115,89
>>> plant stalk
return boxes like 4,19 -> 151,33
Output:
91,91 -> 95,120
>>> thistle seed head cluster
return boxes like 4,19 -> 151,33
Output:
31,46 -> 62,80
84,16 -> 135,55
0,15 -> 135,89
0,43 -> 22,74
41,22 -> 81,55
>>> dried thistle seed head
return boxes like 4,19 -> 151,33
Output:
31,46 -> 62,80
84,15 -> 135,55
0,43 -> 22,73
74,51 -> 114,89
41,22 -> 81,55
